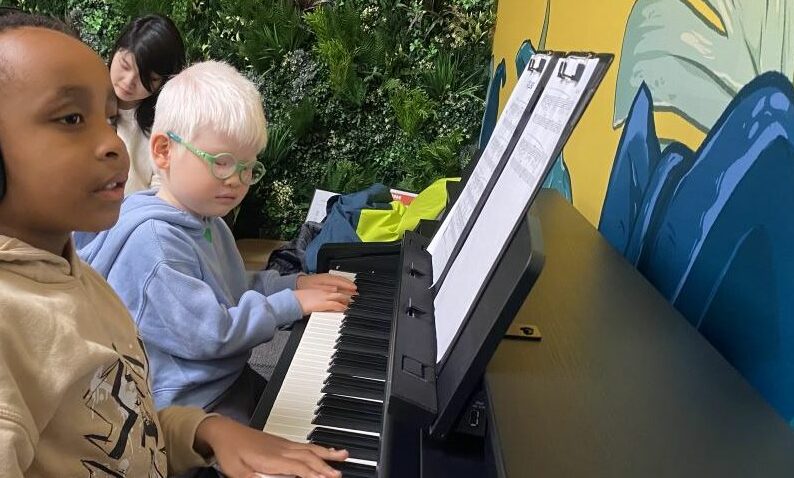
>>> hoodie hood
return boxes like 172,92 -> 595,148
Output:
77,190 -> 207,277
0,236 -> 81,284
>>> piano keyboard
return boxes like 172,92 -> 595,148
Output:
262,270 -> 397,478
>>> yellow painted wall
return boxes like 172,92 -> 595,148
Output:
492,0 -> 707,225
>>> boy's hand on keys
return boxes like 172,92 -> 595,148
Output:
296,273 -> 357,295
194,415 -> 348,478
294,289 -> 351,314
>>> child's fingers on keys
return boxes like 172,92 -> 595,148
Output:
280,453 -> 340,478
334,292 -> 352,304
324,300 -> 347,312
304,444 -> 349,461
323,292 -> 350,307
248,456 -> 336,478
334,279 -> 357,292
285,441 -> 347,459
320,275 -> 354,288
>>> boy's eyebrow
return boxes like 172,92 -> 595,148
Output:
43,85 -> 93,109
40,85 -> 118,113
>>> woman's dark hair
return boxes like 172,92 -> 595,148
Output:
110,14 -> 185,136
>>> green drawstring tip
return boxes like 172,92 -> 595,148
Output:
203,227 -> 212,243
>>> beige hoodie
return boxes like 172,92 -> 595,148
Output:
0,236 -> 211,476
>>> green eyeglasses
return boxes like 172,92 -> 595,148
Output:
166,131 -> 266,186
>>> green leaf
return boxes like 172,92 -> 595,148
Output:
614,0 -> 793,132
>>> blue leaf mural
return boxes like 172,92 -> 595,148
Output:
478,58 -> 506,150
599,82 -> 660,254
628,142 -> 695,266
637,72 -> 794,421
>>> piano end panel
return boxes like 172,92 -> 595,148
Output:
379,411 -> 421,478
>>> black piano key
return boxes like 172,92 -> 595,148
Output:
353,279 -> 394,292
349,294 -> 393,307
336,334 -> 390,350
311,438 -> 379,462
355,273 -> 396,288
317,394 -> 383,416
309,427 -> 380,450
337,332 -> 389,346
324,373 -> 386,390
330,356 -> 387,375
352,287 -> 395,301
344,315 -> 392,328
328,360 -> 387,379
332,350 -> 388,369
347,306 -> 394,322
344,307 -> 392,319
340,323 -> 391,340
329,361 -> 387,381
322,381 -> 385,402
350,295 -> 393,307
329,460 -> 377,478
315,403 -> 382,427
313,408 -> 382,434
341,317 -> 392,332
350,293 -> 394,306
344,308 -> 394,326
335,339 -> 389,358
353,292 -> 394,305
349,297 -> 393,308
340,317 -> 391,333
308,428 -> 380,462
344,310 -> 393,324
324,373 -> 385,391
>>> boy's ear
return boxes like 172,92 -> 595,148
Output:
150,133 -> 171,171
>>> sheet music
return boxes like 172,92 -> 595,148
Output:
427,54 -> 553,284
305,189 -> 338,223
433,57 -> 601,362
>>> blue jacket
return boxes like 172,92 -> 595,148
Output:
77,191 -> 302,410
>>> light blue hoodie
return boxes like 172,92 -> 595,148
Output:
77,191 -> 302,410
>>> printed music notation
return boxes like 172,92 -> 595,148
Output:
433,56 -> 601,363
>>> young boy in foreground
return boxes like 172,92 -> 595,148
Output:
0,12 -> 346,477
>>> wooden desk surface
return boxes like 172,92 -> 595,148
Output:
486,190 -> 794,477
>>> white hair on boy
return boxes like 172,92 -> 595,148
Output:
153,60 -> 267,153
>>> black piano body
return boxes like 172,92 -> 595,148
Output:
252,190 -> 794,477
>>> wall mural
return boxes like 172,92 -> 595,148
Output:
492,0 -> 794,425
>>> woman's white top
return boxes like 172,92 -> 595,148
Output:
118,107 -> 161,195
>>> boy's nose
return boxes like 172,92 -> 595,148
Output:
100,129 -> 128,164
223,175 -> 242,188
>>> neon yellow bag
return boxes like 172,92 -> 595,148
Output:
356,178 -> 459,242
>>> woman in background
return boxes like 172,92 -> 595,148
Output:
110,14 -> 186,195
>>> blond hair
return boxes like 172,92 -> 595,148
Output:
152,60 -> 267,153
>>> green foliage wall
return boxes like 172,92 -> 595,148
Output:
4,0 -> 495,239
